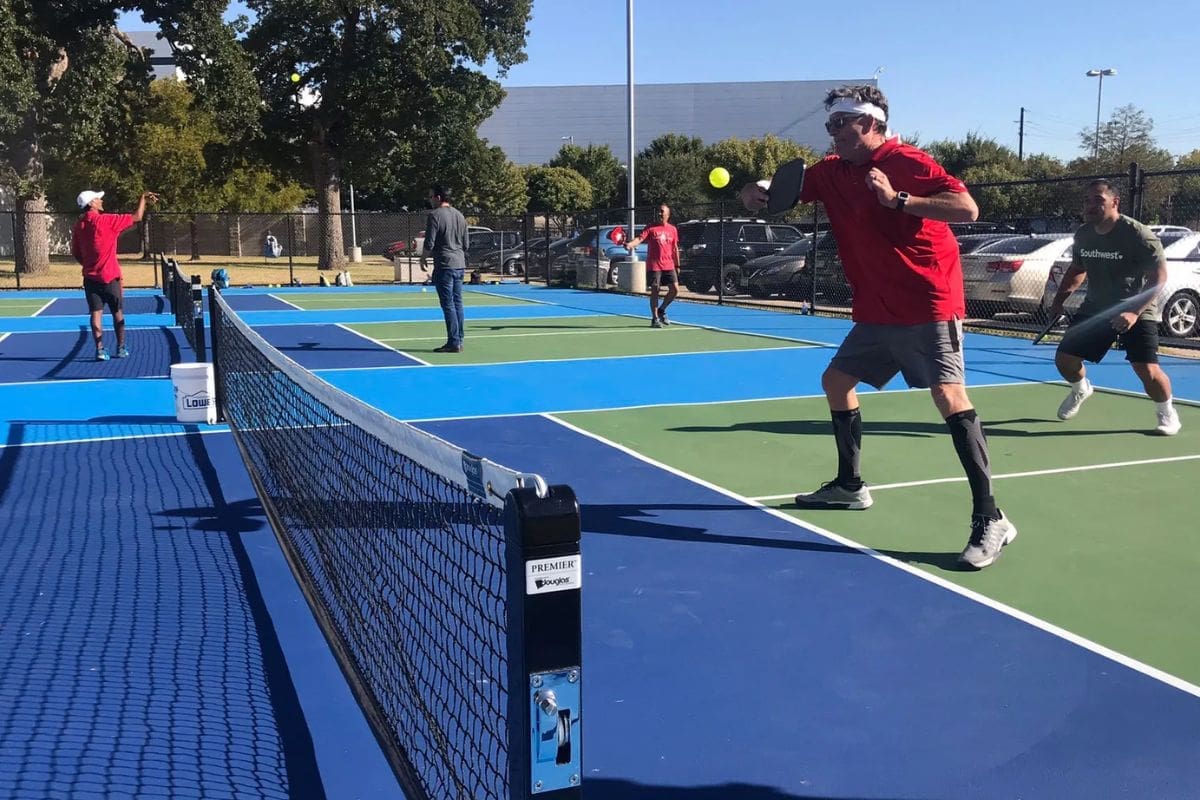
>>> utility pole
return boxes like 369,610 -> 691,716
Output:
1017,107 -> 1025,161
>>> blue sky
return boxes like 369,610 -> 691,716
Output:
119,0 -> 1200,162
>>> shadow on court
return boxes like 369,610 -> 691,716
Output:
586,779 -> 918,800
670,419 -> 1143,438
582,502 -> 980,571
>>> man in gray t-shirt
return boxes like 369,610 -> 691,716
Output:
423,185 -> 468,352
1046,179 -> 1180,435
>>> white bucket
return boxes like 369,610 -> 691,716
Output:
171,362 -> 216,424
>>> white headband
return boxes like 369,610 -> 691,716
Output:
827,98 -> 887,122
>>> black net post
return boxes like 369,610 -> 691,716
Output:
523,214 -> 532,285
206,285 -> 225,422
505,485 -> 583,799
190,275 -> 207,362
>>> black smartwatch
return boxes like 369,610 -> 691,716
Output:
894,191 -> 910,212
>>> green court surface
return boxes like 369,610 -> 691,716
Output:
279,289 -> 534,310
560,382 -> 1200,685
0,298 -> 51,316
349,315 -> 815,364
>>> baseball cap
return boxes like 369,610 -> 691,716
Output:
76,190 -> 105,209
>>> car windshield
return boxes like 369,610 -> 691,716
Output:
974,236 -> 1068,256
676,224 -> 706,247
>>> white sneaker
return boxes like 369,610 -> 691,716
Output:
1155,407 -> 1182,436
959,510 -> 1018,570
1056,380 -> 1093,420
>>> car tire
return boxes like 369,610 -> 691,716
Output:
1159,290 -> 1199,338
720,265 -> 741,296
503,258 -> 523,276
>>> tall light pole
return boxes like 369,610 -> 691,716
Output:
626,0 -> 635,238
1086,68 -> 1116,158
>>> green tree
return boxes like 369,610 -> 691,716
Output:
549,143 -> 622,208
707,134 -> 819,193
523,165 -> 590,231
0,2 -> 154,274
244,0 -> 532,269
925,133 -> 1021,178
460,143 -> 528,217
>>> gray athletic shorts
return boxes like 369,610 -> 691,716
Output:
829,319 -> 966,389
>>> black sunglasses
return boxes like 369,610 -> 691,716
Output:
825,115 -> 864,135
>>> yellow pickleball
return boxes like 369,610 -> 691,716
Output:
708,167 -> 730,189
290,72 -> 301,83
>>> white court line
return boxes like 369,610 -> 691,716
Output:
315,344 -> 814,373
371,326 -> 803,344
542,413 -> 1200,700
335,322 -> 432,366
268,293 -> 304,310
751,453 -> 1200,502
0,332 -> 9,345
457,291 -> 839,347
402,381 -> 1032,422
0,426 -> 228,450
30,299 -> 55,316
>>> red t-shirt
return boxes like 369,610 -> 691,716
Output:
71,210 -> 135,283
641,222 -> 679,272
800,138 -> 968,325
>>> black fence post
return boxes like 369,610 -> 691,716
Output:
809,206 -> 819,313
286,214 -> 296,286
11,211 -> 20,290
523,213 -> 532,285
717,200 -> 725,305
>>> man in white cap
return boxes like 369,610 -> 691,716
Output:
740,84 -> 1015,570
70,189 -> 157,360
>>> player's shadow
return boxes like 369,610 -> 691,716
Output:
584,502 -> 973,572
586,777 -> 918,800
671,419 -> 1146,438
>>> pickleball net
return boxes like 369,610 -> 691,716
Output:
206,286 -> 582,799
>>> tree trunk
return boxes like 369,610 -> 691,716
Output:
311,142 -> 345,271
14,196 -> 51,275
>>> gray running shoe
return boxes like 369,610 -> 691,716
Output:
959,511 -> 1018,569
1056,380 -> 1093,420
658,310 -> 669,326
793,480 -> 873,510
650,318 -> 663,328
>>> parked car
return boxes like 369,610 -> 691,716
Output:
1148,225 -> 1193,236
1041,235 -> 1200,338
561,224 -> 647,286
1161,231 -> 1200,260
465,230 -> 522,267
961,234 -> 1074,317
956,233 -> 1022,254
742,237 -> 813,298
676,219 -> 805,295
387,225 -> 493,261
949,221 -> 1019,236
478,237 -> 572,277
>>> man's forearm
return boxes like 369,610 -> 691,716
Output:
901,192 -> 978,223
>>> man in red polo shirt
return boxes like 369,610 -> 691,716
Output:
741,85 -> 1016,570
70,189 -> 157,360
625,203 -> 680,327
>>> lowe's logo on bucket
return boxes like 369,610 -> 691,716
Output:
182,391 -> 211,410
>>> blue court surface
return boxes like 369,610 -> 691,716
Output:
2,283 -> 1198,799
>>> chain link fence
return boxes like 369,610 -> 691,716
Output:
3,166 -> 1198,345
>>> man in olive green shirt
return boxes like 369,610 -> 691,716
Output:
1046,179 -> 1181,435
